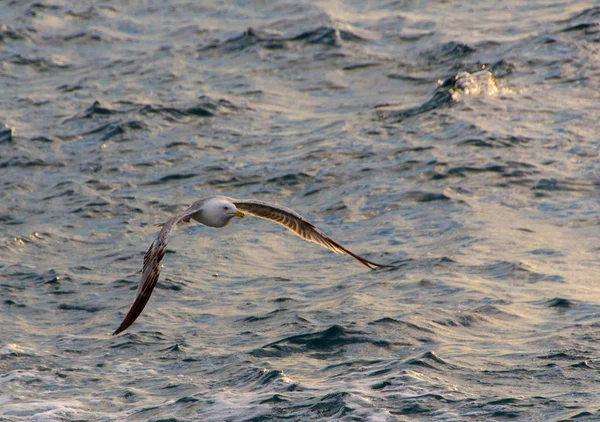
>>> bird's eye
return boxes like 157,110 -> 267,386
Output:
223,206 -> 228,210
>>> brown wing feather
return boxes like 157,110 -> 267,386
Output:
232,199 -> 392,270
112,208 -> 199,335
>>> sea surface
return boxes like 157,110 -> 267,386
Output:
1,1 -> 600,421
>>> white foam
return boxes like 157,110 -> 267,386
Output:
0,343 -> 36,358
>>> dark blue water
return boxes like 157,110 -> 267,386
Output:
1,1 -> 599,421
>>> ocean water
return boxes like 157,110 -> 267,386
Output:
1,1 -> 599,421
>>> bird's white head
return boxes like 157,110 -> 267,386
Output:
201,197 -> 245,228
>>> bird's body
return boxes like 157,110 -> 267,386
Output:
113,196 -> 390,335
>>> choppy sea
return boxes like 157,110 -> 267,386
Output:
1,1 -> 600,421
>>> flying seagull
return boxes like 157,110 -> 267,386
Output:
113,196 -> 391,335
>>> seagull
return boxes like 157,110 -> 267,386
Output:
113,196 -> 391,335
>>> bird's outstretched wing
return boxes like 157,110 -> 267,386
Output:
112,207 -> 200,336
232,198 -> 392,270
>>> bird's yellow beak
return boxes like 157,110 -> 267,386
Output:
233,210 -> 245,219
